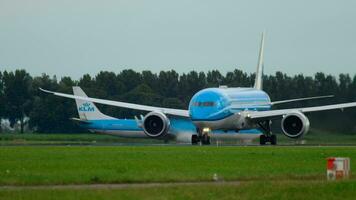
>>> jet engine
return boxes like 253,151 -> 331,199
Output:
281,111 -> 310,138
142,111 -> 170,138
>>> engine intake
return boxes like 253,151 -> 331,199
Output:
281,112 -> 310,138
143,111 -> 170,138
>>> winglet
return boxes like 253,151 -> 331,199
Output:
253,32 -> 265,90
39,87 -> 54,94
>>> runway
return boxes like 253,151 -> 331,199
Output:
0,181 -> 240,190
1,142 -> 356,147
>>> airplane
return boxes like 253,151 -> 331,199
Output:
68,86 -> 262,144
40,33 -> 356,145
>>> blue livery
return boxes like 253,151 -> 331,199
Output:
189,88 -> 271,121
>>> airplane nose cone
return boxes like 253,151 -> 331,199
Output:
188,89 -> 229,121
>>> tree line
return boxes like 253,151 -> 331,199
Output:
0,69 -> 356,134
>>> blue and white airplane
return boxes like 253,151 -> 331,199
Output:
68,86 -> 260,144
41,33 -> 356,145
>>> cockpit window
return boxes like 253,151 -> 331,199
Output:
193,101 -> 215,107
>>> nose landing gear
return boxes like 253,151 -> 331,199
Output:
192,128 -> 211,145
201,133 -> 211,145
191,135 -> 199,145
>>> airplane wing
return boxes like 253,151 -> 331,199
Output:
40,88 -> 190,117
270,95 -> 334,105
248,101 -> 356,120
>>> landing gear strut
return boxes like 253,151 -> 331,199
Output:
201,133 -> 211,145
191,135 -> 199,145
191,128 -> 211,145
258,120 -> 277,145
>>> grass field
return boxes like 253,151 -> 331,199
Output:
0,133 -> 159,145
1,180 -> 356,200
0,145 -> 355,199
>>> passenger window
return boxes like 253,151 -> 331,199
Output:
194,102 -> 215,107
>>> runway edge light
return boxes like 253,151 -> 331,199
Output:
327,157 -> 350,180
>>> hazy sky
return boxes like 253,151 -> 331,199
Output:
0,0 -> 355,79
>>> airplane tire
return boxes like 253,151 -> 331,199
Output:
260,135 -> 266,145
202,134 -> 211,145
271,135 -> 277,145
191,135 -> 199,145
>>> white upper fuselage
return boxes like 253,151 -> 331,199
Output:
188,87 -> 271,130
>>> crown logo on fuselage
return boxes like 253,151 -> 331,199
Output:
79,102 -> 95,112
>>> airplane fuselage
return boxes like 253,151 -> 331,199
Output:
80,117 -> 262,143
189,87 -> 271,130
77,87 -> 270,143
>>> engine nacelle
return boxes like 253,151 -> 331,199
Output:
142,111 -> 170,138
281,112 -> 310,138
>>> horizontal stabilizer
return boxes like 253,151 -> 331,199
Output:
70,117 -> 92,124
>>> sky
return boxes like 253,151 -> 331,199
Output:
0,0 -> 355,79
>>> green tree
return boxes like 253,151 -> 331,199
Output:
162,98 -> 185,109
29,74 -> 59,132
338,74 -> 352,102
223,69 -> 250,87
207,70 -> 223,87
271,72 -> 292,101
158,70 -> 179,98
29,75 -> 81,133
0,71 -> 4,132
117,70 -> 141,93
351,75 -> 356,101
95,71 -> 125,97
79,74 -> 95,89
142,70 -> 159,93
2,68 -> 356,134
178,71 -> 207,105
2,70 -> 33,133
119,84 -> 162,117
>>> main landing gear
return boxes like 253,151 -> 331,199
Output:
201,133 -> 211,145
258,120 -> 277,145
192,128 -> 211,145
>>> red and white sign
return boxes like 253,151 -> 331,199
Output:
327,157 -> 350,180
